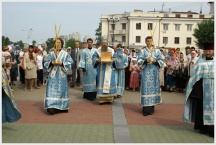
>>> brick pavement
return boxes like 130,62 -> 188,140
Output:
2,83 -> 214,143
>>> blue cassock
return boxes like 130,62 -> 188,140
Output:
2,68 -> 21,123
113,49 -> 128,96
136,51 -> 142,59
92,47 -> 117,97
137,47 -> 164,106
44,50 -> 73,110
182,57 -> 214,125
78,48 -> 97,92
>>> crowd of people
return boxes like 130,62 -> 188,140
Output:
1,40 -> 204,94
2,36 -> 214,137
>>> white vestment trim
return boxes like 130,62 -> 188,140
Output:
45,98 -> 69,101
103,63 -> 112,93
141,93 -> 161,97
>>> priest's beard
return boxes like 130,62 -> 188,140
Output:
101,46 -> 107,52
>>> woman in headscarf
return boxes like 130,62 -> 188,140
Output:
23,45 -> 39,91
165,53 -> 179,92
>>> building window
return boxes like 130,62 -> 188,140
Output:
164,13 -> 169,17
148,23 -> 153,30
136,23 -> 141,30
174,37 -> 180,44
175,24 -> 180,31
122,36 -> 126,42
136,36 -> 141,43
186,37 -> 192,44
111,24 -> 115,30
175,14 -> 180,18
188,15 -> 193,18
122,23 -> 126,29
163,24 -> 168,30
199,15 -> 204,19
163,37 -> 168,44
187,24 -> 193,31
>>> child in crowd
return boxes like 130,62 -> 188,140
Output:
129,58 -> 140,91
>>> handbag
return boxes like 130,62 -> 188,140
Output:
26,62 -> 34,70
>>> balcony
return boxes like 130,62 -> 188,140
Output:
109,30 -> 126,34
108,41 -> 126,47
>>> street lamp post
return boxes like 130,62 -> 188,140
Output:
112,18 -> 114,47
110,16 -> 119,48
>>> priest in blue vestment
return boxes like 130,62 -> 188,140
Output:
182,42 -> 214,137
78,38 -> 97,101
2,67 -> 21,123
44,38 -> 73,115
137,36 -> 164,116
92,37 -> 117,104
113,44 -> 128,97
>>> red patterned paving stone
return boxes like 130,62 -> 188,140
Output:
123,103 -> 193,126
16,101 -> 112,124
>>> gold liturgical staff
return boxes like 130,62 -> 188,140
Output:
54,24 -> 61,64
148,22 -> 157,63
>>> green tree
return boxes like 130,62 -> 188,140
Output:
65,38 -> 77,48
2,36 -> 12,46
95,22 -> 102,45
193,19 -> 214,49
16,40 -> 24,49
45,38 -> 55,52
32,40 -> 37,46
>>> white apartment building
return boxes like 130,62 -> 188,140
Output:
83,35 -> 92,42
69,32 -> 81,41
59,35 -> 68,44
101,7 -> 214,50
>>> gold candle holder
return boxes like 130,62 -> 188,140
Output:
149,46 -> 155,63
148,22 -> 156,63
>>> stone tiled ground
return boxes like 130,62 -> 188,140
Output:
2,84 -> 214,143
129,125 -> 213,143
123,103 -> 192,126
2,123 -> 114,143
16,101 -> 112,124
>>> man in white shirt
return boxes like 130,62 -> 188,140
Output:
79,42 -> 87,87
128,49 -> 137,64
185,47 -> 191,64
41,43 -> 48,85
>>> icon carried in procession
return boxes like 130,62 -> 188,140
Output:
101,52 -> 113,63
100,35 -> 113,63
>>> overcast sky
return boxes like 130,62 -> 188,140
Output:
2,1 -> 211,44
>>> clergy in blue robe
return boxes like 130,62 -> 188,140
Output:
92,39 -> 117,104
2,68 -> 21,123
78,38 -> 97,101
44,38 -> 73,115
137,36 -> 164,116
113,44 -> 128,97
182,42 -> 214,137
